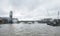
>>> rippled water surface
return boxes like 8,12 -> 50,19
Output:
0,23 -> 60,36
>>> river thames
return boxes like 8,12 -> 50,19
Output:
0,23 -> 60,36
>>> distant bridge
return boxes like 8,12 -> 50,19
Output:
19,21 -> 35,23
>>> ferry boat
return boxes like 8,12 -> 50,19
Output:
47,19 -> 60,26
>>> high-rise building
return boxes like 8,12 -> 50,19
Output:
10,11 -> 13,18
10,11 -> 13,23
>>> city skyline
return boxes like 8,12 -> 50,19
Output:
0,0 -> 60,20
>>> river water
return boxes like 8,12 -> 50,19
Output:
0,23 -> 60,36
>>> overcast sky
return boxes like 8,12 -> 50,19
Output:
0,0 -> 60,20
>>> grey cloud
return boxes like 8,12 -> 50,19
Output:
0,9 -> 9,17
11,0 -> 43,11
0,0 -> 60,20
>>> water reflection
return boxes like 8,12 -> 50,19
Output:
0,23 -> 60,36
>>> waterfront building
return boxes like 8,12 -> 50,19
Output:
12,18 -> 18,23
0,17 -> 4,23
